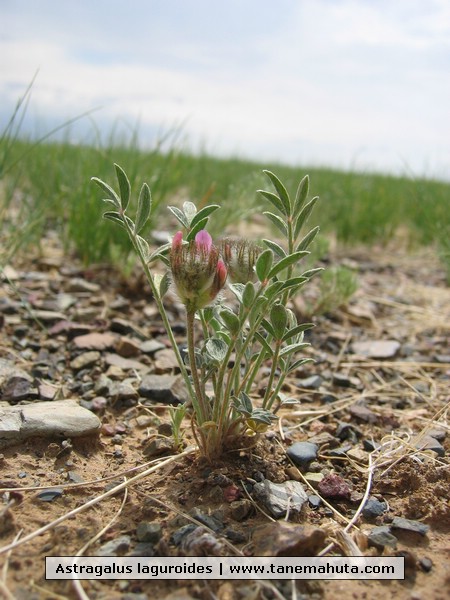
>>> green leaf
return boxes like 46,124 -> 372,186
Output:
135,183 -> 152,234
183,201 -> 197,225
263,170 -> 291,215
234,392 -> 253,416
220,309 -> 240,335
294,196 -> 319,239
229,283 -> 245,303
262,239 -> 286,258
263,211 -> 288,236
279,342 -> 309,357
205,337 -> 229,362
114,163 -> 131,211
258,190 -> 286,215
154,272 -> 170,297
296,226 -> 320,252
103,211 -> 126,229
256,249 -> 274,282
282,323 -> 314,342
248,296 -> 268,327
190,204 -> 220,229
136,235 -> 151,262
294,175 -> 309,215
261,318 -> 275,338
264,280 -> 285,300
268,251 -> 309,279
168,206 -> 189,228
270,304 -> 288,340
186,218 -> 208,240
91,177 -> 121,210
254,332 -> 274,357
242,282 -> 256,308
288,357 -> 314,373
280,276 -> 308,291
301,267 -> 324,279
148,242 -> 170,263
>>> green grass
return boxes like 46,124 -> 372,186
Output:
1,120 -> 449,278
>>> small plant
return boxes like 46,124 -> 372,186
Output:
307,265 -> 358,316
92,165 -> 322,460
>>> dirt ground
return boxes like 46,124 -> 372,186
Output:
0,238 -> 449,600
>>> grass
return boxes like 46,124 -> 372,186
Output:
1,106 -> 449,278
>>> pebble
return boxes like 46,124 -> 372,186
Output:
419,557 -> 433,572
252,522 -> 326,556
139,374 -> 188,404
154,348 -> 180,373
181,526 -> 227,556
286,441 -> 319,469
367,526 -> 398,550
73,332 -> 116,351
317,473 -> 351,499
332,372 -> 361,388
171,524 -> 197,546
110,318 -> 146,339
36,488 -> 64,502
349,404 -> 377,423
413,435 -> 445,457
303,472 -> 324,488
97,535 -> 131,557
140,339 -> 166,355
426,428 -> 447,442
128,543 -> 156,558
352,340 -> 400,358
391,517 -> 429,536
70,351 -> 101,371
346,447 -> 369,464
142,438 -> 174,457
30,310 -> 66,322
297,375 -> 323,389
136,522 -> 162,543
362,497 -> 388,519
104,353 -> 148,372
115,337 -> 142,358
67,277 -> 101,293
230,499 -> 253,521
252,479 -> 308,518
308,495 -> 321,509
189,507 -> 224,532
335,421 -> 362,441
0,400 -> 101,448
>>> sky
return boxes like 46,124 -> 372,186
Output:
1,0 -> 450,179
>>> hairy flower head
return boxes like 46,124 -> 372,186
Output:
170,230 -> 227,311
219,237 -> 262,284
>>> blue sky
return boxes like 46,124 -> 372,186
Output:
1,0 -> 450,179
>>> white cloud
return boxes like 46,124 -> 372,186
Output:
0,0 -> 449,179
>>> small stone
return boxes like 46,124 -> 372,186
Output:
135,415 -> 155,428
29,310 -> 66,322
419,557 -> 433,572
252,522 -> 326,556
0,400 -> 101,449
352,340 -> 400,358
142,438 -> 173,457
157,422 -> 173,436
426,428 -> 446,442
297,375 -> 323,389
67,277 -> 101,293
391,517 -> 429,536
97,535 -> 131,557
181,526 -> 227,556
115,337 -> 142,358
335,421 -> 362,441
154,348 -> 180,373
413,435 -> 445,457
115,382 -> 139,402
363,439 -> 381,452
67,471 -> 84,484
136,522 -> 162,543
70,351 -> 101,371
139,374 -> 188,404
38,382 -> 58,401
308,495 -> 321,509
346,447 -> 369,464
252,479 -> 308,519
110,318 -> 146,339
73,333 -> 116,351
286,442 -> 319,469
189,507 -> 224,532
317,473 -> 351,500
36,488 -> 64,502
362,497 -> 387,519
223,528 -> 247,543
104,353 -> 148,372
303,472 -> 324,488
128,543 -> 156,558
332,373 -> 361,388
367,526 -> 398,550
140,339 -> 166,355
349,404 -> 377,423
171,524 -> 197,546
230,499 -> 253,521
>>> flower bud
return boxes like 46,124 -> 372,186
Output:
219,237 -> 262,284
170,230 -> 228,311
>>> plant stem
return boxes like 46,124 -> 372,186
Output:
186,309 -> 209,424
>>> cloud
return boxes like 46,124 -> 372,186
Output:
1,0 -> 449,178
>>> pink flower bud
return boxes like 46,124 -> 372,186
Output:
169,230 -> 227,312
